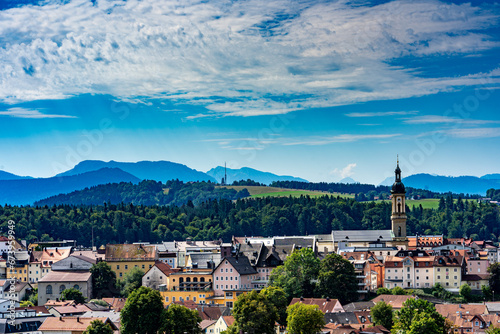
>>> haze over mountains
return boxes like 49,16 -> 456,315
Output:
0,159 -> 499,205
206,166 -> 307,185
379,174 -> 500,196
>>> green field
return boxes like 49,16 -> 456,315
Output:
374,198 -> 441,209
216,185 -> 353,199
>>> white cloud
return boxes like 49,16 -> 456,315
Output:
403,115 -> 500,125
0,0 -> 499,116
0,107 -> 76,119
284,133 -> 402,146
346,111 -> 419,118
331,163 -> 357,179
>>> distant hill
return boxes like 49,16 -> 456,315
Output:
379,173 -> 500,196
57,160 -> 216,183
339,177 -> 358,184
0,168 -> 140,205
0,170 -> 32,181
206,166 -> 308,185
34,180 -> 250,207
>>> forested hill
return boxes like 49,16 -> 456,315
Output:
34,180 -> 250,207
3,194 -> 499,247
270,180 -> 480,200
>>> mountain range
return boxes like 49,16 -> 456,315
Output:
206,166 -> 307,185
379,174 -> 500,196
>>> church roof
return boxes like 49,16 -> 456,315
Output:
332,230 -> 393,243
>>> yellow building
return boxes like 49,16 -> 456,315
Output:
7,263 -> 29,282
167,271 -> 213,291
433,255 -> 464,292
160,289 -> 215,306
105,244 -> 157,279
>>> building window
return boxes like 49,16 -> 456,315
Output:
226,301 -> 233,308
437,276 -> 440,279
120,273 -> 123,277
125,265 -> 128,270
165,297 -> 169,302
59,285 -> 66,293
46,285 -> 52,294
142,265 -> 145,269
74,285 -> 79,290
117,265 -> 120,269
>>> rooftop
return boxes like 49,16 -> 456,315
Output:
38,271 -> 91,283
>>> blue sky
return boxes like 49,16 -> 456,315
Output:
0,0 -> 499,184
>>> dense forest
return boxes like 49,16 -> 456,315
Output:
35,180 -> 250,207
2,193 -> 499,247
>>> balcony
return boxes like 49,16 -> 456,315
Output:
357,282 -> 366,286
356,275 -> 366,279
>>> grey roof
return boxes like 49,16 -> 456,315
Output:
188,252 -> 221,268
221,256 -> 257,275
274,237 -> 314,248
315,234 -> 333,242
342,301 -> 375,312
333,230 -> 393,243
0,316 -> 51,333
324,311 -> 359,325
486,302 -> 500,313
82,311 -> 121,323
51,255 -> 94,271
237,242 -> 263,265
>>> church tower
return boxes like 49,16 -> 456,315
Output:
391,157 -> 407,243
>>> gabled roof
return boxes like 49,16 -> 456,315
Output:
149,261 -> 177,276
342,301 -> 375,312
371,295 -> 413,309
102,297 -> 126,311
222,316 -> 235,327
324,311 -> 359,325
105,244 -> 156,261
44,300 -> 75,307
217,256 -> 257,275
435,303 -> 487,317
290,298 -> 342,314
38,317 -> 118,331
200,319 -> 216,330
30,247 -> 72,267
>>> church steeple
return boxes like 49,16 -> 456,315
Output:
391,157 -> 407,242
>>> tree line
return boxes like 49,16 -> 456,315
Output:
1,191 -> 499,246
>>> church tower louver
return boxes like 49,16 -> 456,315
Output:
391,157 -> 407,244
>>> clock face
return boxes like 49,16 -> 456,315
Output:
397,197 -> 402,203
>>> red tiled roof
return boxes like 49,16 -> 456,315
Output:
38,271 -> 91,283
105,244 -> 156,261
52,304 -> 91,315
435,304 -> 487,317
223,316 -> 235,327
371,295 -> 414,309
102,297 -> 126,311
290,298 -> 342,313
38,316 -> 118,331
44,300 -> 75,307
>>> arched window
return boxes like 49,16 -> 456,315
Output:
46,285 -> 52,294
398,226 -> 402,237
179,277 -> 184,284
186,277 -> 191,282
193,277 -> 198,283
200,277 -> 205,282
59,285 -> 66,293
74,285 -> 79,291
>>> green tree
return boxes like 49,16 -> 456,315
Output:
488,263 -> 500,297
20,300 -> 34,307
392,286 -> 407,295
121,286 -> 166,334
162,303 -> 202,334
83,320 -> 114,334
61,288 -> 85,304
459,283 -> 472,301
120,267 -> 145,297
486,327 -> 500,334
260,286 -> 288,326
483,285 -> 493,301
316,253 -> 357,304
269,248 -> 320,299
286,303 -> 325,334
370,301 -> 393,330
376,287 -> 391,295
91,262 -> 118,298
393,298 -> 447,334
232,290 -> 278,334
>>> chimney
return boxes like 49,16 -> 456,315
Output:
326,297 -> 330,302
59,317 -> 62,321
300,296 -> 304,301
77,317 -> 80,322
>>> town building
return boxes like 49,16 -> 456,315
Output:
38,271 -> 92,305
105,244 -> 157,278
